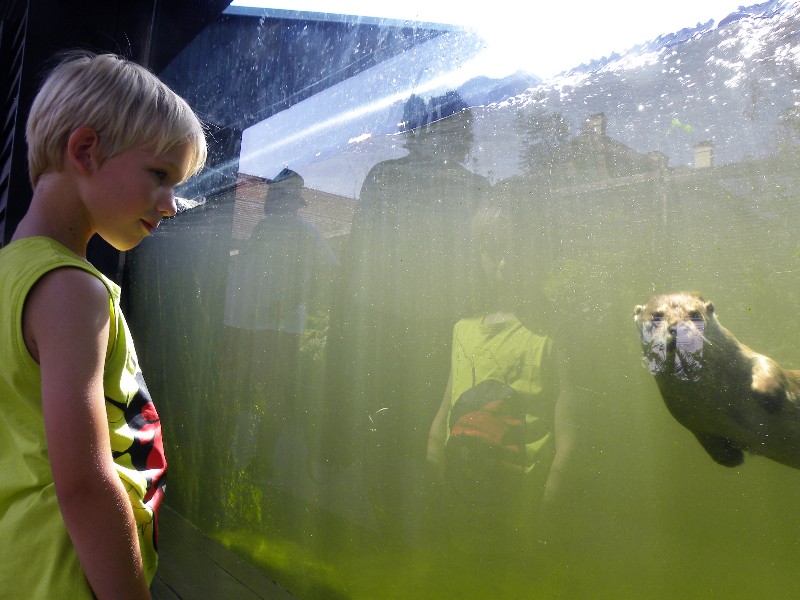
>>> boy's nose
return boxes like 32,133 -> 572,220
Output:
158,192 -> 178,217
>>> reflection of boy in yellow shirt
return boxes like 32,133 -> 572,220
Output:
427,202 -> 573,544
447,315 -> 559,492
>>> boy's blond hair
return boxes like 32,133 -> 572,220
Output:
26,51 -> 207,188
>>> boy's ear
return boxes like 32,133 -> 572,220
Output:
66,127 -> 100,175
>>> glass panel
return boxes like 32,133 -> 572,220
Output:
126,2 -> 800,597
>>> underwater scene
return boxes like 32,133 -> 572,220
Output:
126,2 -> 800,598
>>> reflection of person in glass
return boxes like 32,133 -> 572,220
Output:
323,92 -> 490,543
223,168 -> 337,432
426,201 -> 574,558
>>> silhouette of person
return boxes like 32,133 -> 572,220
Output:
223,168 -> 337,478
322,92 -> 491,545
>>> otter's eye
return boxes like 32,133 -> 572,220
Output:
688,311 -> 700,320
650,311 -> 664,322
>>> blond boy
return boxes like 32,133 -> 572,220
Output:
0,52 -> 206,598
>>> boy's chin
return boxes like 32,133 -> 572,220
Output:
98,234 -> 146,253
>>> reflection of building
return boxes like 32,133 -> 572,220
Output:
554,113 -> 671,184
523,113 -> 724,186
230,173 -> 355,249
512,112 -> 729,193
693,141 -> 714,169
501,111 -> 776,304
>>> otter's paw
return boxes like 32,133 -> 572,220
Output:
694,433 -> 744,468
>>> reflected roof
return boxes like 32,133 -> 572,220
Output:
223,5 -> 458,30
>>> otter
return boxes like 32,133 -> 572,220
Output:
634,291 -> 800,469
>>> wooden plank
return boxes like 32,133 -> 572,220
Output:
151,574 -> 181,600
152,506 -> 296,599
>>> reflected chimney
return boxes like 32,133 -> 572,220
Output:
693,141 -> 714,169
585,113 -> 606,136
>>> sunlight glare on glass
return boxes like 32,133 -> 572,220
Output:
230,0 -> 752,78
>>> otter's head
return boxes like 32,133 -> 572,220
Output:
634,292 -> 713,381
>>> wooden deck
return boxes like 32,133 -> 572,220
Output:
151,506 -> 296,599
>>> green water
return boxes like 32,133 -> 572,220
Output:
126,142 -> 800,598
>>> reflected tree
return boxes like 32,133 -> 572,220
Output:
515,106 -> 571,177
778,96 -> 800,151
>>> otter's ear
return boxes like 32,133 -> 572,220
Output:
634,305 -> 645,320
704,301 -> 715,315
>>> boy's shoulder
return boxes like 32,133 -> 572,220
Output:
3,236 -> 77,259
1,237 -> 118,301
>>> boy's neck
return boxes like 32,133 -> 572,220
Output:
482,310 -> 517,325
12,173 -> 92,258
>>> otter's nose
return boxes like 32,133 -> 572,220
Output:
666,325 -> 678,351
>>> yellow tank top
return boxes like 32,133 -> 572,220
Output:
0,237 -> 166,597
448,316 -> 560,472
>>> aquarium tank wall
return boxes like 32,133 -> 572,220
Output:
122,1 -> 800,597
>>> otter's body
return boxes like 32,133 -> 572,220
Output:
634,292 -> 800,469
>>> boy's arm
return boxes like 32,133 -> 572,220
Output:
543,349 -> 576,509
426,372 -> 452,481
25,268 -> 151,600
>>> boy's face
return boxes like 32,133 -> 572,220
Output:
83,143 -> 192,251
